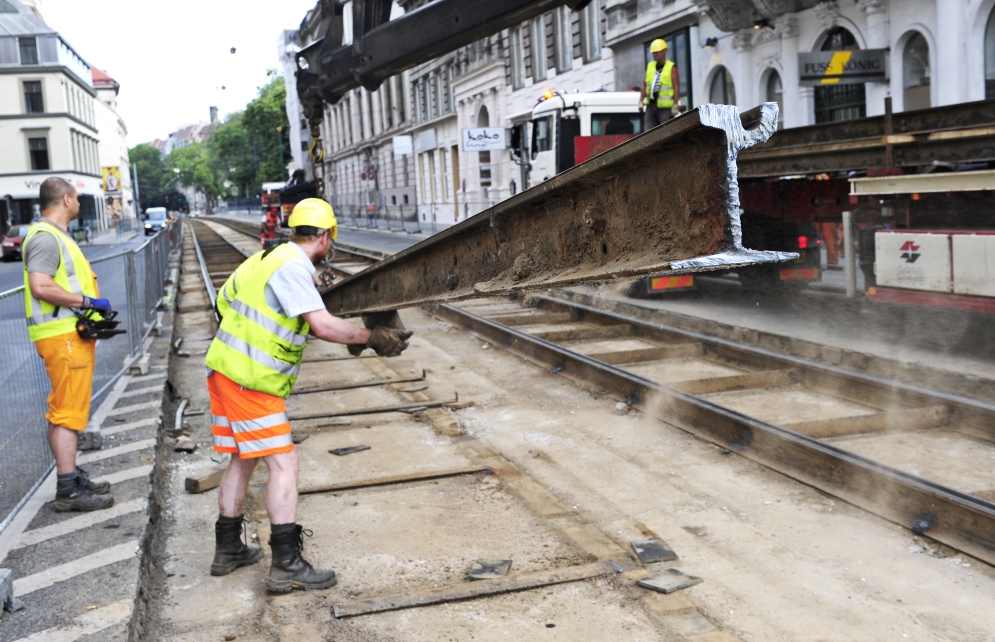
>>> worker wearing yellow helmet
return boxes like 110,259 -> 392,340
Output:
203,196 -> 412,593
640,38 -> 682,131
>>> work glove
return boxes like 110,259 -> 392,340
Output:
366,327 -> 413,357
82,296 -> 112,314
347,311 -> 413,357
670,105 -> 682,117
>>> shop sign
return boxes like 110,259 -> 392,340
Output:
799,49 -> 888,86
462,127 -> 506,152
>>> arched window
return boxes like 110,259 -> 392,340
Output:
709,66 -> 736,105
986,8 -> 995,99
765,71 -> 784,129
814,27 -> 865,123
903,32 -> 930,111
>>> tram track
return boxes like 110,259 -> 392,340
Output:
191,216 -> 995,566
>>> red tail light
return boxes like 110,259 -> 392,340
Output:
798,236 -> 808,249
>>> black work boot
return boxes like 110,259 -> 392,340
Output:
266,525 -> 337,593
76,466 -> 110,495
211,516 -> 264,576
54,476 -> 114,512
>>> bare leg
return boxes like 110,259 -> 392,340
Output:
218,455 -> 259,518
48,423 -> 78,474
262,450 -> 298,525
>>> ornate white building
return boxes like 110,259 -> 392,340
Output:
298,0 -> 995,230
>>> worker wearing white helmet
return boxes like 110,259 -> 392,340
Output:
203,197 -> 412,593
640,38 -> 682,130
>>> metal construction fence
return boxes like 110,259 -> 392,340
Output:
333,201 -> 498,235
0,220 -> 182,535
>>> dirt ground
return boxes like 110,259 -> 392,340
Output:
146,298 -> 995,641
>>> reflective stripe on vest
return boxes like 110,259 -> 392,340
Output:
216,250 -> 267,319
644,60 -> 675,109
205,243 -> 311,398
22,220 -> 99,342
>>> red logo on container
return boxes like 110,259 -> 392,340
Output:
899,241 -> 920,263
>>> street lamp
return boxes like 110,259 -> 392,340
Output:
276,126 -> 286,182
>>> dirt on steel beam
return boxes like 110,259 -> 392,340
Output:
322,103 -> 796,317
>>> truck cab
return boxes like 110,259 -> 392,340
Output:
527,91 -> 643,189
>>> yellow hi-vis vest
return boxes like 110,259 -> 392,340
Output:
644,59 -> 675,109
23,220 -> 100,342
205,243 -> 311,398
216,249 -> 268,319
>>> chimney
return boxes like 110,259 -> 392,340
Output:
209,106 -> 218,123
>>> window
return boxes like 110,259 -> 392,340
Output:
709,66 -> 736,105
429,73 -> 439,119
441,148 -> 452,201
417,80 -> 428,123
23,81 -> 43,113
427,150 -> 437,202
441,66 -> 453,114
28,137 -> 49,170
814,27 -> 865,123
19,37 -> 38,64
591,113 -> 642,136
531,115 -> 553,160
987,8 -> 995,99
580,1 -> 601,63
903,33 -> 930,111
419,154 -> 429,201
532,17 -> 548,80
765,71 -> 783,129
554,7 -> 572,71
511,26 -> 525,90
479,150 -> 491,188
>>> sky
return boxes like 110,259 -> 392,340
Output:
41,0 -> 319,145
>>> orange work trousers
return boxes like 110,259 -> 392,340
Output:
34,331 -> 95,431
208,371 -> 294,459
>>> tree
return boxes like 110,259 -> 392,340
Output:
128,143 -> 169,212
166,142 -> 227,214
242,71 -> 291,187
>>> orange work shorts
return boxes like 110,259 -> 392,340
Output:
34,331 -> 95,432
208,371 -> 294,459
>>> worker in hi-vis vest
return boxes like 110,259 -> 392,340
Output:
204,198 -> 412,593
22,177 -> 115,513
640,38 -> 681,131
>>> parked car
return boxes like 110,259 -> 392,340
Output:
143,207 -> 170,235
1,224 -> 31,261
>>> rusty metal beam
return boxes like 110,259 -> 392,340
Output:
322,103 -> 796,316
738,98 -> 995,178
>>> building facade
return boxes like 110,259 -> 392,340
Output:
0,0 -> 107,232
298,0 -> 995,231
92,67 -> 135,224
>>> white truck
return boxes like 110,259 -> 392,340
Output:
524,90 -> 644,189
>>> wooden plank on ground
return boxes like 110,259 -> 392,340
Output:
331,560 -> 619,618
673,369 -> 800,395
185,467 -> 225,494
528,324 -> 632,342
589,343 -> 701,365
487,311 -> 574,326
299,465 -> 490,496
783,405 -> 950,439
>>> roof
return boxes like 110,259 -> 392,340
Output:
0,0 -> 54,37
91,67 -> 119,87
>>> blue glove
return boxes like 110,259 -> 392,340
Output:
83,296 -> 112,313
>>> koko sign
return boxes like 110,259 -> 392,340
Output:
798,49 -> 888,86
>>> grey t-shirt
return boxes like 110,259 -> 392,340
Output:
23,228 -> 62,277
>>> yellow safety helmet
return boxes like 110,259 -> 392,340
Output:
650,38 -> 668,53
287,198 -> 338,239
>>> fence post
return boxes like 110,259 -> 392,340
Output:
124,250 -> 141,358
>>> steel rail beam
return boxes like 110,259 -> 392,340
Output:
738,98 -> 995,178
296,0 -> 592,104
432,300 -> 995,568
321,103 -> 796,316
